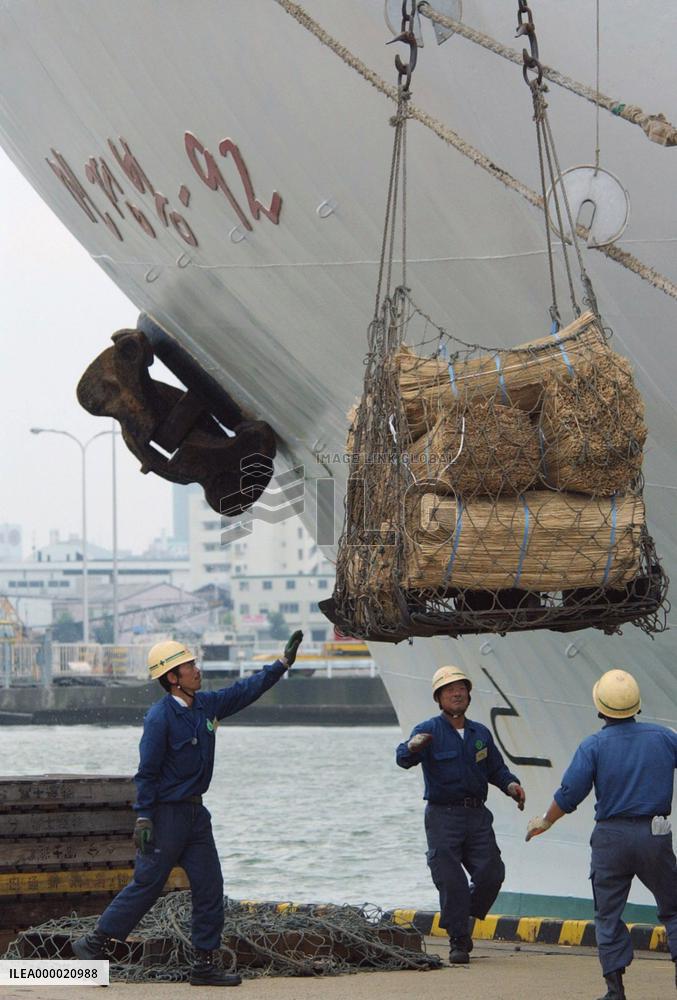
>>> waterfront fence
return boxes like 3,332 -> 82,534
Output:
0,643 -> 377,684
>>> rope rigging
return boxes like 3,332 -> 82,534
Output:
418,1 -> 677,148
273,0 -> 677,304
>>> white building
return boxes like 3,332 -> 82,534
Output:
187,492 -> 233,591
233,571 -> 334,646
185,487 -> 335,641
0,541 -> 190,631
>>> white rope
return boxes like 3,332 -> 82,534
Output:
273,0 -> 677,304
419,2 -> 677,147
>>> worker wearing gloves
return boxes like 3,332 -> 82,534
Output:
526,669 -> 677,1000
73,630 -> 303,987
396,665 -> 525,965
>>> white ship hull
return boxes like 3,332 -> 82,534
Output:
2,0 -> 675,917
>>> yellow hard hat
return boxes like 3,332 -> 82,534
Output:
148,640 -> 196,680
432,665 -> 472,699
592,669 -> 641,719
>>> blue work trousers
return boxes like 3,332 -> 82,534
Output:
424,802 -> 505,938
590,817 -> 677,975
98,801 -> 224,951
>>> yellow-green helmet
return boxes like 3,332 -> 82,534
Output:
147,640 -> 195,681
592,669 -> 641,719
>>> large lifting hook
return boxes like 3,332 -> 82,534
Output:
387,0 -> 419,92
516,0 -> 543,88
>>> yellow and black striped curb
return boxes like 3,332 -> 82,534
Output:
388,910 -> 668,953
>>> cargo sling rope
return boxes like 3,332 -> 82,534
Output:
322,0 -> 668,643
3,895 -> 441,981
274,0 -> 677,304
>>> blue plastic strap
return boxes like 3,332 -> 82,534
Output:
443,498 -> 464,583
447,362 -> 459,398
494,356 -> 508,403
550,319 -> 574,376
602,495 -> 618,585
514,496 -> 531,586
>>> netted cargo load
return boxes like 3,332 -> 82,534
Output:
539,353 -> 646,496
323,288 -> 668,642
406,401 -> 540,498
322,70 -> 667,642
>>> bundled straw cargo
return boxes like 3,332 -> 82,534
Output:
396,311 -> 606,437
406,400 -> 540,497
405,490 -> 644,591
539,354 -> 646,496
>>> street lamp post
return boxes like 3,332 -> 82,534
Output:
31,427 -> 118,644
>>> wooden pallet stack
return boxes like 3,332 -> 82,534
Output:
0,774 -> 188,952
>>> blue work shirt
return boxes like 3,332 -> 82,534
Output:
134,660 -> 286,815
554,718 -> 677,821
396,714 -> 519,804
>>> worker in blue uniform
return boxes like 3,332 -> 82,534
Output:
526,668 -> 677,1000
73,630 -> 303,987
396,665 -> 526,965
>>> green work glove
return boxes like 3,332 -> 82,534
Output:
283,630 -> 303,667
133,817 -> 154,855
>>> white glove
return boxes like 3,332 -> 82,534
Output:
525,815 -> 552,842
407,732 -> 433,753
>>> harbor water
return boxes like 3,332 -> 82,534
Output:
0,725 -> 441,912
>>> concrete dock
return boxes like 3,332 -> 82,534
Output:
5,939 -> 671,1000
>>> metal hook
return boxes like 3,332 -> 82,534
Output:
386,0 -> 419,91
516,1 -> 542,86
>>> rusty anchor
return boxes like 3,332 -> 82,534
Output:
76,321 -> 276,516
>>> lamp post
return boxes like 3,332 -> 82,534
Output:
30,427 -> 118,644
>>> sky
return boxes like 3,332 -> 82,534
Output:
0,150 -> 173,557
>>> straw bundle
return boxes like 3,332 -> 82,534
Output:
396,311 -> 606,436
407,400 -> 540,497
539,353 -> 646,496
343,528 -> 400,628
404,490 -> 644,591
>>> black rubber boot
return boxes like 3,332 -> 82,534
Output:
596,969 -> 626,999
190,950 -> 242,987
449,934 -> 473,965
71,927 -> 112,960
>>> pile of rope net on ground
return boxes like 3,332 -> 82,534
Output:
3,894 -> 441,981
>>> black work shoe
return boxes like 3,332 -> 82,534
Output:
449,935 -> 472,965
71,927 -> 112,961
190,950 -> 241,987
596,969 -> 626,1000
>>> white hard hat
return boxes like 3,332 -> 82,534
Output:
147,640 -> 195,681
592,669 -> 641,719
432,665 -> 472,700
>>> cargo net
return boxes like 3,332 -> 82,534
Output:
325,287 -> 668,642
3,893 -> 440,981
